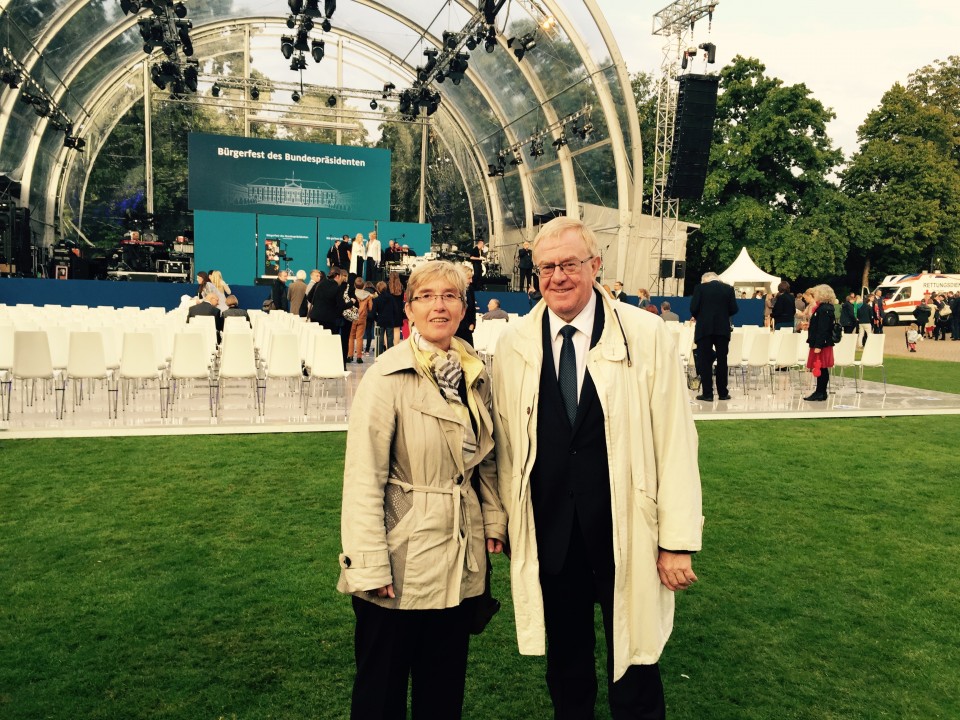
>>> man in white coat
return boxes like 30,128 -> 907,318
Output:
492,217 -> 703,720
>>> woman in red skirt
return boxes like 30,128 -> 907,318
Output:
805,284 -> 837,401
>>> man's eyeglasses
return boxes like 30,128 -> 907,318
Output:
410,293 -> 464,305
533,257 -> 594,278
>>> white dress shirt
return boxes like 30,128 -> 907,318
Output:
547,290 -> 597,401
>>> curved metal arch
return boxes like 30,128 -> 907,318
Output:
49,19 -> 498,246
538,0 -> 633,222
0,0 -> 100,145
582,0 -> 647,280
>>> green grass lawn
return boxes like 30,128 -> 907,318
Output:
2,357 -> 959,719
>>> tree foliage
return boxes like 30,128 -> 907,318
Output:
681,56 -> 845,288
842,56 -> 960,284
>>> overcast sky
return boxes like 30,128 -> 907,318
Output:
599,0 -> 960,158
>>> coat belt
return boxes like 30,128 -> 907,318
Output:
386,476 -> 479,573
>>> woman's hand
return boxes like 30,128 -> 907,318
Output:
369,584 -> 395,598
487,538 -> 504,554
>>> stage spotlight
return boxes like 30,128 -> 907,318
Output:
120,0 -> 140,15
311,39 -> 325,63
465,35 -> 477,51
250,86 -> 260,100
288,0 -> 304,14
294,29 -> 310,52
327,94 -> 337,107
301,16 -> 314,32
510,150 -> 523,166
63,135 -> 86,152
552,132 -> 567,151
304,0 -> 321,16
382,82 -> 395,98
211,82 -> 221,97
578,121 -> 593,140
173,2 -> 187,18
443,31 -> 459,50
698,42 -> 716,63
325,0 -> 336,18
183,61 -> 199,92
1,69 -> 21,88
290,54 -> 307,71
286,14 -> 296,29
484,26 -> 496,53
292,90 -> 301,102
509,33 -> 536,61
530,137 -> 544,157
369,99 -> 378,110
435,70 -> 446,83
281,36 -> 295,59
321,18 -> 332,32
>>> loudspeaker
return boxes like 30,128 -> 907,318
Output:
665,74 -> 719,200
674,261 -> 686,279
659,259 -> 673,277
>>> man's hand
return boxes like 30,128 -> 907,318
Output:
487,538 -> 504,554
657,551 -> 698,592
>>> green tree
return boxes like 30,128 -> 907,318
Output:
842,57 -> 960,287
683,56 -> 845,288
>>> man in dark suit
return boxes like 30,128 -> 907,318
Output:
187,294 -> 222,334
327,236 -> 351,272
308,266 -> 348,332
689,271 -> 739,401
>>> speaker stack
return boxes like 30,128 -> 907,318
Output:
665,74 -> 720,200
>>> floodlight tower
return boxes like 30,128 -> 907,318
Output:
650,0 -> 716,294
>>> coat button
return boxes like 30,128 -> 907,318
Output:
570,449 -> 577,455
343,556 -> 352,568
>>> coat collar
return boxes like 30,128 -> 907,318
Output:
512,285 -> 627,367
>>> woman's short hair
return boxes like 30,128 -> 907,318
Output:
778,280 -> 791,293
812,284 -> 837,304
405,261 -> 467,304
532,217 -> 600,260
462,264 -> 474,279
376,281 -> 388,294
226,295 -> 239,308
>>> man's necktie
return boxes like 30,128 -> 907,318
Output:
558,325 -> 578,426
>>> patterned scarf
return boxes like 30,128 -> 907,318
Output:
411,329 -> 478,463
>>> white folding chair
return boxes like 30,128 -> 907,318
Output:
262,331 -> 305,411
854,333 -> 886,394
217,332 -> 264,416
65,330 -> 117,418
5,330 -> 65,420
118,332 -> 168,418
168,331 -> 216,415
832,333 -> 859,392
304,332 -> 350,417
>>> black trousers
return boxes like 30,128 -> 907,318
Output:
694,333 -> 731,397
519,267 -> 534,291
540,521 -> 666,720
351,597 -> 472,720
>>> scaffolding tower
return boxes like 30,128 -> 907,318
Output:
650,0 -> 717,294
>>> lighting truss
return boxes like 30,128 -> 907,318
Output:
1,47 -> 83,149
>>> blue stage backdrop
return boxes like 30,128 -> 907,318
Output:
194,211 -> 257,285
189,133 -> 391,220
378,221 -> 432,257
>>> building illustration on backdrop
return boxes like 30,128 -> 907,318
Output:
227,174 -> 353,211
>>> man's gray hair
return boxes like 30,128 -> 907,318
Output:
701,272 -> 720,283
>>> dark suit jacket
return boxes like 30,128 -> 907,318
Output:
690,279 -> 739,339
188,301 -> 223,333
308,278 -> 347,330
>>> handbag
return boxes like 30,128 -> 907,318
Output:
343,305 -> 359,322
468,555 -> 501,635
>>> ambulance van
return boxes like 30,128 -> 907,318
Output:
874,273 -> 960,326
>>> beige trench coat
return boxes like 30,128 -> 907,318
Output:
492,286 -> 703,681
337,339 -> 507,609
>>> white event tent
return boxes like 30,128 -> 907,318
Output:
718,247 -> 781,294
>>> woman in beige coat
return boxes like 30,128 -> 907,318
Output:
338,260 -> 506,720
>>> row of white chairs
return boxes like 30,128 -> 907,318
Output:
1,310 -> 352,422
